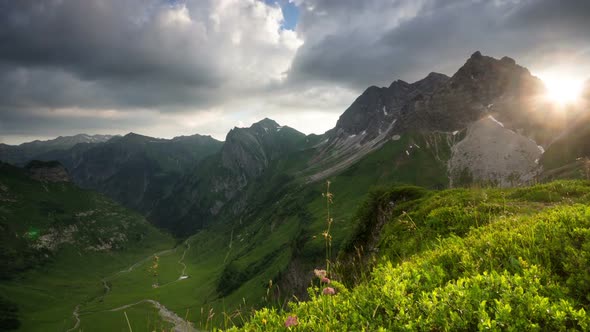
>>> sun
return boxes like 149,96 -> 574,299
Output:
539,73 -> 584,105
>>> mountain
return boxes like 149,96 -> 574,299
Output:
0,134 -> 116,165
65,133 -> 223,213
150,118 -> 307,235
306,72 -> 450,181
140,52 -> 590,318
4,132 -> 224,217
4,51 -> 590,331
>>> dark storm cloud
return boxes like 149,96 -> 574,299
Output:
0,0 -> 221,84
0,0 -> 224,109
1,0 -> 589,143
0,0 -> 303,142
288,0 -> 590,88
0,107 -> 160,136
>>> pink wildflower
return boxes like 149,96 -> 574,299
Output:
322,287 -> 336,295
314,269 -> 327,278
285,315 -> 298,327
321,277 -> 331,284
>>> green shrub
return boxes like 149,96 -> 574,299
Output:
234,203 -> 590,331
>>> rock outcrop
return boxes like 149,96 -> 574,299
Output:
25,160 -> 70,182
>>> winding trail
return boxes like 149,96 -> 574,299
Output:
65,240 -> 194,331
158,241 -> 191,287
179,242 -> 189,276
65,305 -> 80,332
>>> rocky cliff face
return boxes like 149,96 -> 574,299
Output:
332,72 -> 449,141
220,118 -> 305,189
307,72 -> 450,181
25,160 -> 70,182
402,52 -> 545,132
308,51 -> 566,186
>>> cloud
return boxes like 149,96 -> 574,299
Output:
288,0 -> 590,88
1,0 -> 590,143
0,0 -> 302,109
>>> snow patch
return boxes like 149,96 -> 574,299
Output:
452,130 -> 459,136
405,150 -> 410,156
487,115 -> 504,128
382,106 -> 388,116
537,145 -> 545,154
392,135 -> 401,141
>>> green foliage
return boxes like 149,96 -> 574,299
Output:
0,296 -> 20,331
236,181 -> 590,331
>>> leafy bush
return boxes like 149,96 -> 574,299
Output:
233,182 -> 590,331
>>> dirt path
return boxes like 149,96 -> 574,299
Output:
110,299 -> 198,332
65,305 -> 80,332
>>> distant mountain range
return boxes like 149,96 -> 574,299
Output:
0,134 -> 116,165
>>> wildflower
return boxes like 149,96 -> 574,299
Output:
322,287 -> 335,295
285,315 -> 298,327
321,277 -> 331,284
314,269 -> 327,278
262,318 -> 267,325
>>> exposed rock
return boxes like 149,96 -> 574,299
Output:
448,116 -> 542,187
307,72 -> 450,181
25,160 -> 70,182
215,118 -> 305,199
402,51 -> 545,132
308,51 -> 561,185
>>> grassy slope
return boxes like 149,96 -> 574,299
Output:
66,131 -> 453,330
0,131 -> 458,330
236,180 -> 590,331
0,163 -> 176,331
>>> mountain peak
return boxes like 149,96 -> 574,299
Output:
252,118 -> 280,129
450,51 -> 537,93
426,72 -> 449,80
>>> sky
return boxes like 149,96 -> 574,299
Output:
1,0 -> 589,144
